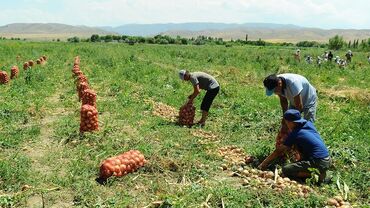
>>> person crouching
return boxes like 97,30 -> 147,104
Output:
258,109 -> 331,183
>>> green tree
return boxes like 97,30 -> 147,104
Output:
90,34 -> 100,42
67,36 -> 80,43
328,35 -> 345,50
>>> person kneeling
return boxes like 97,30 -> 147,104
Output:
258,109 -> 331,183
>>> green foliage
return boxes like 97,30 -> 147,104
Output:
328,35 -> 345,50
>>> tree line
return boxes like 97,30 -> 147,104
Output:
65,34 -> 369,51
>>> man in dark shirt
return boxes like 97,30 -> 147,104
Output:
179,70 -> 220,126
258,109 -> 331,182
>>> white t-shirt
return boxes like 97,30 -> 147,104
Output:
278,73 -> 317,109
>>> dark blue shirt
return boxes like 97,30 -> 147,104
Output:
284,121 -> 329,160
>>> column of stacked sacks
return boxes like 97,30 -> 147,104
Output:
72,56 -> 98,133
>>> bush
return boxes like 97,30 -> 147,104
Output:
328,35 -> 345,50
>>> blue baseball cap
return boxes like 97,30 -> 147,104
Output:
283,109 -> 306,123
265,88 -> 275,96
263,74 -> 278,96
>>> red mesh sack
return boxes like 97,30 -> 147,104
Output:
82,89 -> 97,107
179,101 -> 196,126
99,150 -> 147,179
10,66 -> 19,79
23,62 -> 29,70
80,104 -> 98,132
0,71 -> 10,84
28,60 -> 34,67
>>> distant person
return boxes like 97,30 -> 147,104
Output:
179,70 -> 220,126
368,55 -> 370,64
305,56 -> 312,64
317,56 -> 322,66
323,51 -> 328,61
328,51 -> 333,62
335,56 -> 341,64
339,59 -> 347,68
294,49 -> 301,62
263,73 -> 318,148
258,109 -> 331,183
345,50 -> 353,63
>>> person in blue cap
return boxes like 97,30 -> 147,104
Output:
179,70 -> 220,126
258,109 -> 331,182
263,73 -> 318,151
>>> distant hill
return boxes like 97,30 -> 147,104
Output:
102,22 -> 302,36
104,22 -> 370,43
0,23 -> 115,40
1,22 -> 369,42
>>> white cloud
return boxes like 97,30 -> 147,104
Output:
0,0 -> 369,28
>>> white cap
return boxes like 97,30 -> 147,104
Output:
179,70 -> 186,80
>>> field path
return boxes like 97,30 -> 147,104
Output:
22,85 -> 74,208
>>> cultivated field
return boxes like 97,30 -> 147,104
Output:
0,41 -> 369,207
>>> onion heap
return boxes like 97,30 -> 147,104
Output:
28,60 -> 34,67
0,71 -> 10,84
82,89 -> 97,107
178,102 -> 195,126
218,145 -> 252,168
78,82 -> 89,101
326,196 -> 352,208
99,150 -> 147,179
237,166 -> 314,197
23,62 -> 29,70
80,104 -> 98,132
10,66 -> 19,79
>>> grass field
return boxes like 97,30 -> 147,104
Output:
0,41 -> 369,207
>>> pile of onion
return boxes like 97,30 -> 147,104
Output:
99,150 -> 147,180
80,104 -> 98,132
326,196 -> 352,208
0,71 -> 9,84
178,102 -> 196,126
10,66 -> 19,79
82,89 -> 97,107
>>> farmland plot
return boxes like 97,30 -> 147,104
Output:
0,41 -> 369,207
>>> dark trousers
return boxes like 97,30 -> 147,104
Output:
201,87 -> 220,112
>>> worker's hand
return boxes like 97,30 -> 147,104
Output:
187,98 -> 193,104
258,163 -> 266,170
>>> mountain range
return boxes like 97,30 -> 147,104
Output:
1,22 -> 369,42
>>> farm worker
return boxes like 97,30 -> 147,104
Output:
294,49 -> 301,62
263,73 -> 318,148
258,109 -> 331,183
345,50 -> 353,63
368,55 -> 370,64
179,70 -> 220,126
328,51 -> 333,62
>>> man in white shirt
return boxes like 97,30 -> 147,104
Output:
263,73 -> 318,147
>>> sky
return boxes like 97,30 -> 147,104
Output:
0,0 -> 369,29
